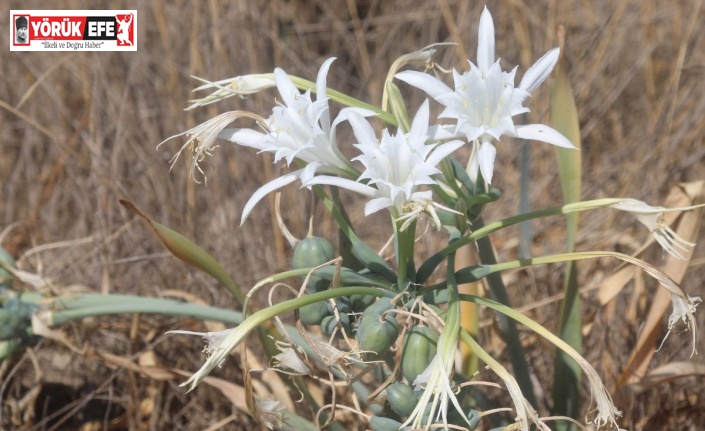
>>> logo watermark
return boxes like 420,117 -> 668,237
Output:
10,10 -> 137,51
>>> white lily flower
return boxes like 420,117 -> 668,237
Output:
395,6 -> 575,184
218,58 -> 374,222
610,198 -> 697,260
305,100 -> 463,228
158,111 -> 260,184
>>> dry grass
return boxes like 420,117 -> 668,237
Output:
1,0 -> 704,430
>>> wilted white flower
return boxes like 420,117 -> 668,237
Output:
272,346 -> 311,375
167,328 -> 235,367
158,111 -> 260,183
610,198 -> 696,260
256,399 -> 286,429
395,6 -> 575,184
187,73 -> 277,109
660,294 -> 702,357
218,57 -> 374,222
404,314 -> 466,429
305,99 -> 463,228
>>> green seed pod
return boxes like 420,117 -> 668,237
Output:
365,297 -> 396,317
321,313 -> 351,338
356,300 -> 399,359
0,247 -> 16,290
386,383 -> 419,418
292,237 -> 335,293
298,301 -> 330,326
401,325 -> 438,384
368,415 -> 404,431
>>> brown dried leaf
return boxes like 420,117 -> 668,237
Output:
628,361 -> 705,394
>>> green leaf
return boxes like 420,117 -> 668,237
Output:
119,200 -> 247,306
549,55 -> 583,428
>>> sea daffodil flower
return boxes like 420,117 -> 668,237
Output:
304,99 -> 463,228
218,58 -> 375,222
610,198 -> 697,260
395,6 -> 575,184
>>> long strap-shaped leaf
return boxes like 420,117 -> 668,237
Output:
118,200 -> 282,362
120,200 -> 247,305
550,38 -> 583,429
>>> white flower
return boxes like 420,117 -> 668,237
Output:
166,328 -> 235,367
395,6 -> 575,184
660,294 -> 701,357
610,199 -> 697,260
218,58 -> 374,222
305,100 -> 463,228
186,73 -> 277,110
158,111 -> 259,184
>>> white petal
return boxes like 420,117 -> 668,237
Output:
514,124 -> 576,149
347,113 -> 378,147
316,58 -> 336,132
219,128 -> 267,150
395,71 -> 453,100
477,6 -> 495,72
520,48 -> 560,93
364,197 -> 393,215
274,68 -> 298,107
409,99 -> 430,140
478,139 -> 497,184
303,175 -> 377,197
241,171 -> 300,224
300,161 -> 322,183
429,124 -> 461,140
330,107 -> 377,147
316,57 -> 336,101
425,140 -> 464,167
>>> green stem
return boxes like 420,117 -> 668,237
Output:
314,186 -> 397,281
473,218 -> 537,409
47,301 -> 242,326
417,198 -> 626,283
394,218 -> 417,291
183,286 -> 392,390
288,76 -> 397,126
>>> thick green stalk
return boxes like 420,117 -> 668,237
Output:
313,186 -> 397,281
394,218 -> 417,292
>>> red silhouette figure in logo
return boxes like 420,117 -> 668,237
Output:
116,14 -> 133,46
